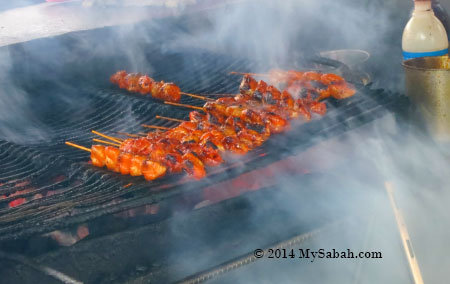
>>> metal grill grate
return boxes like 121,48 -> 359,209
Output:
0,23 -> 407,242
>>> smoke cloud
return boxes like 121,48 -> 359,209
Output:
1,0 -> 449,283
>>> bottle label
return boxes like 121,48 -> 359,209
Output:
403,48 -> 449,60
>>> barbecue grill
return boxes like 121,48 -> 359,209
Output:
0,2 -> 410,283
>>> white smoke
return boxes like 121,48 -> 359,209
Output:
1,0 -> 449,283
0,48 -> 51,143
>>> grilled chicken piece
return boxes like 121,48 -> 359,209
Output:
130,156 -> 146,176
179,141 -> 223,167
328,84 -> 356,100
110,70 -> 127,85
182,152 -> 206,180
105,146 -> 121,172
118,152 -> 133,175
138,75 -> 153,94
150,150 -> 184,174
159,83 -> 181,102
199,132 -> 225,152
142,160 -> 167,181
222,136 -> 249,155
238,128 -> 266,148
91,145 -> 106,167
120,138 -> 152,156
125,73 -> 142,92
309,101 -> 327,116
239,75 -> 258,96
261,111 -> 290,134
189,111 -> 206,123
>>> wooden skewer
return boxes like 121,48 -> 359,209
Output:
385,182 -> 425,284
141,124 -> 170,130
155,115 -> 187,123
91,130 -> 123,143
229,71 -> 269,77
123,183 -> 133,189
65,141 -> 91,153
181,92 -> 214,101
93,138 -> 121,147
164,101 -> 205,111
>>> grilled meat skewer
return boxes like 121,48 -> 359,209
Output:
68,71 -> 356,182
90,145 -> 168,181
236,70 -> 356,100
110,71 -> 182,102
91,144 -> 208,180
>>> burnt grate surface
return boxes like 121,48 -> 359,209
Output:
0,20 -> 407,242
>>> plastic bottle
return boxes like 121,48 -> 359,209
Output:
432,0 -> 450,40
402,0 -> 449,60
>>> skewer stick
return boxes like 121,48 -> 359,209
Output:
164,101 -> 205,111
65,141 -> 91,153
181,92 -> 214,101
229,71 -> 268,77
92,139 -> 121,147
385,182 -> 425,284
141,124 -> 170,130
155,115 -> 187,123
91,130 -> 123,143
123,183 -> 133,189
